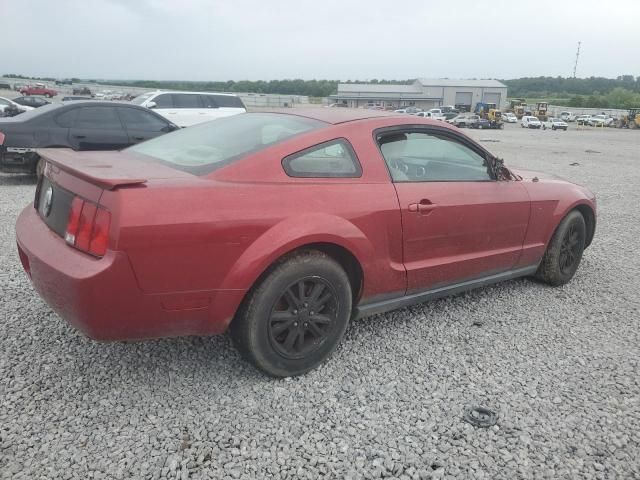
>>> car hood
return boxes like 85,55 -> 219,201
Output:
510,168 -> 569,182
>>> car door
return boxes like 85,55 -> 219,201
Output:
118,107 -> 174,145
149,93 -> 177,125
376,128 -> 530,293
68,105 -> 129,150
172,93 -> 203,126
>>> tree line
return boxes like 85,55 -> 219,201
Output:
4,73 -> 640,108
502,75 -> 640,108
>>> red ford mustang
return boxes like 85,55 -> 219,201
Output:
16,109 -> 596,376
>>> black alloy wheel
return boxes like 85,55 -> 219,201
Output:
268,277 -> 338,359
536,210 -> 587,286
558,223 -> 583,276
231,250 -> 352,377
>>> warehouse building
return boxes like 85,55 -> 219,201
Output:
331,78 -> 508,111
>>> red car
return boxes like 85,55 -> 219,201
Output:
16,109 -> 596,376
19,84 -> 58,98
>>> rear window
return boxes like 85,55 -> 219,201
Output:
212,95 -> 245,108
126,113 -> 324,175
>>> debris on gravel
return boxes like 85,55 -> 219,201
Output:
1,125 -> 640,479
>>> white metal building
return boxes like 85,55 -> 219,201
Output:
331,78 -> 508,111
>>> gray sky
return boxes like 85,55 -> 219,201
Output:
2,0 -> 638,81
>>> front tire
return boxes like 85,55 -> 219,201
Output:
536,210 -> 586,286
231,250 -> 352,377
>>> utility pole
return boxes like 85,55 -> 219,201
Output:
573,41 -> 581,78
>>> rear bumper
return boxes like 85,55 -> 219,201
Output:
16,205 -> 245,341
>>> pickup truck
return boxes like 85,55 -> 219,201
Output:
19,84 -> 57,97
416,109 -> 446,121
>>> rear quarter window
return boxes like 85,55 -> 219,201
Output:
282,139 -> 362,178
212,95 -> 245,109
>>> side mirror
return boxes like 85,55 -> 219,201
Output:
147,101 -> 157,109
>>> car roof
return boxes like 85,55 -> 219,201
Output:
0,101 -> 153,123
259,107 -> 404,125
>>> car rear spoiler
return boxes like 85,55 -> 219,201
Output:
37,148 -> 147,190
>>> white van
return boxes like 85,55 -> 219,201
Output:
131,91 -> 246,127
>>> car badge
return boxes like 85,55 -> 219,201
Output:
43,186 -> 53,217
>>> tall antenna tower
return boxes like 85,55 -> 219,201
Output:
573,41 -> 581,78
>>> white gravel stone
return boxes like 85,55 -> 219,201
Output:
1,125 -> 640,479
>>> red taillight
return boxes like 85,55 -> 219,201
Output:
89,208 -> 111,257
65,196 -> 111,257
0,131 -> 5,145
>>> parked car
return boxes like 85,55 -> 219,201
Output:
62,96 -> 94,102
442,111 -> 459,120
131,90 -> 247,127
542,118 -> 568,131
19,84 -> 58,98
440,105 -> 458,113
503,112 -> 518,123
13,96 -> 51,108
521,116 -> 542,129
0,82 -> 11,90
588,114 -> 615,127
14,109 -> 596,376
560,111 -> 576,122
416,110 -> 446,121
470,118 -> 491,129
0,102 -> 178,177
394,106 -> 422,114
0,96 -> 34,116
448,114 -> 479,127
576,115 -> 592,126
73,87 -> 92,95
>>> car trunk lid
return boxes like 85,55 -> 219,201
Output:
34,148 -> 194,247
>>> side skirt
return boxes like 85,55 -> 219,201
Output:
354,264 -> 539,319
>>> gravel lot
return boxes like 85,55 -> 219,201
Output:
1,123 -> 639,479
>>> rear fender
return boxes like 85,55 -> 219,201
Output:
219,213 -> 375,292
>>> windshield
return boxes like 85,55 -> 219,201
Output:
127,112 -> 324,175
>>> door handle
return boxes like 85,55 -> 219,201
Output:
133,136 -> 145,141
73,135 -> 86,139
408,199 -> 437,214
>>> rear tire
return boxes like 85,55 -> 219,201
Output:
536,210 -> 586,286
230,250 -> 352,377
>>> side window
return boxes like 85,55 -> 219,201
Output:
377,131 -> 492,182
200,95 -> 218,108
55,108 -> 77,127
153,94 -> 173,108
282,139 -> 361,178
74,107 -> 123,130
213,95 -> 245,108
173,94 -> 201,108
119,108 -> 168,132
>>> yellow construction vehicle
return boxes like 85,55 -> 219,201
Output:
508,98 -> 527,119
534,102 -> 549,121
617,108 -> 640,129
474,103 -> 504,129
